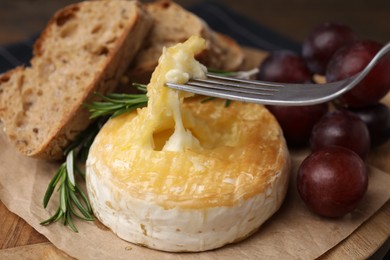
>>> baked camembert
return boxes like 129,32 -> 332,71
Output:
86,36 -> 290,252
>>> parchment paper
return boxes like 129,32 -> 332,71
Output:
1,128 -> 390,259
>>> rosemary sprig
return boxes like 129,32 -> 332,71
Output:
85,84 -> 148,119
40,153 -> 93,232
40,120 -> 104,232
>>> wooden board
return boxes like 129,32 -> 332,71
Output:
1,47 -> 389,259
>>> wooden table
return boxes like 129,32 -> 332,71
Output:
1,0 -> 390,258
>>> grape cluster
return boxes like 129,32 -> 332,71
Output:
257,22 -> 390,218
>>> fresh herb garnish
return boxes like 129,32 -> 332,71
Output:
40,121 -> 103,232
85,84 -> 148,119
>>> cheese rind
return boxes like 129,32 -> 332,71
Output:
87,151 -> 289,252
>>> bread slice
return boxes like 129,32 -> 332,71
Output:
199,31 -> 245,71
0,0 -> 152,160
122,0 -> 244,84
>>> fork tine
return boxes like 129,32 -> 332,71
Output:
167,82 -> 276,99
207,73 -> 284,88
206,73 -> 336,92
189,79 -> 280,95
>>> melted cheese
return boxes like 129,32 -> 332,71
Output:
86,36 -> 290,252
130,35 -> 206,152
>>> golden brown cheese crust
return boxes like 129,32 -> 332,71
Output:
89,98 -> 289,209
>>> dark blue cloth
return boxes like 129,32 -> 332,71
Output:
0,1 -> 299,73
189,1 -> 300,52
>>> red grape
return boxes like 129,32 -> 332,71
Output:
257,50 -> 312,83
302,22 -> 357,74
326,40 -> 390,107
310,110 -> 370,159
347,103 -> 390,147
258,50 -> 327,147
267,104 -> 328,147
297,146 -> 368,218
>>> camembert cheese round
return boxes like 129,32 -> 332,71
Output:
86,36 -> 290,252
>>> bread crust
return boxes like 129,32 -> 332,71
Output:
0,0 -> 153,160
123,0 -> 244,85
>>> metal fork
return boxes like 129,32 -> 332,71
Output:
166,42 -> 390,106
